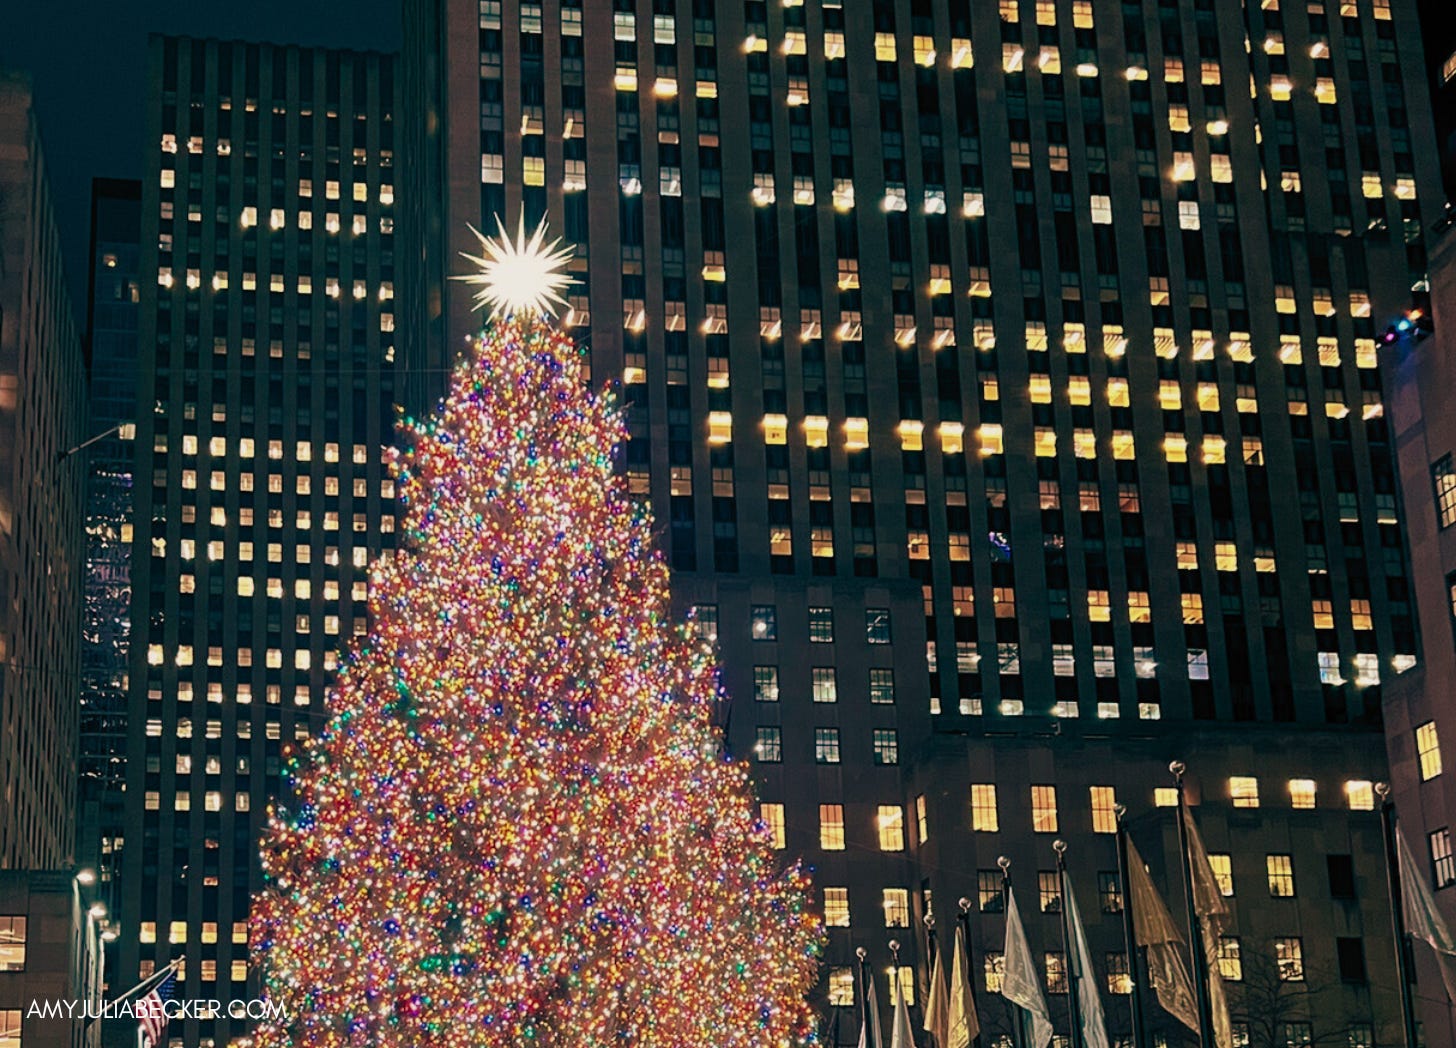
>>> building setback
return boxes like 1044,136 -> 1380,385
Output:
399,0 -> 1448,1042
0,70 -> 88,872
118,36 -> 399,1046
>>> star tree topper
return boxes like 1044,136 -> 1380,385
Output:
454,213 -> 575,318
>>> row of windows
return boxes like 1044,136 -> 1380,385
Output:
752,725 -> 898,765
966,778 -> 1381,838
820,936 -> 1345,1009
749,665 -> 897,705
692,603 -> 891,644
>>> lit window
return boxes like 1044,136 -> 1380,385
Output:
1289,779 -> 1316,810
971,784 -> 999,832
869,668 -> 895,705
753,666 -> 780,703
823,887 -> 850,927
1090,786 -> 1117,834
888,966 -> 915,1007
1032,785 -> 1058,833
1209,854 -> 1235,897
1275,937 -> 1304,981
873,729 -> 899,766
754,727 -> 782,763
1432,455 -> 1456,528
1045,952 -> 1067,994
0,918 -> 25,972
1217,937 -> 1243,981
1154,788 -> 1179,808
984,953 -> 1006,992
828,968 -> 855,1007
820,805 -> 845,850
1431,829 -> 1455,888
878,806 -> 906,851
751,605 -> 777,641
1345,781 -> 1375,811
1419,721 -> 1444,781
883,888 -> 911,928
1267,854 -> 1295,897
809,607 -> 834,643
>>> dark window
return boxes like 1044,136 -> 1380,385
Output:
1336,937 -> 1366,982
1326,855 -> 1357,899
1098,871 -> 1123,913
866,607 -> 892,643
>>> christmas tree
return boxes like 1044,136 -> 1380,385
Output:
249,218 -> 823,1047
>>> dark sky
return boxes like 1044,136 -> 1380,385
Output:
0,1 -> 401,311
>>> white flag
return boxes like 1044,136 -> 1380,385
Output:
924,937 -> 951,1048
1064,870 -> 1111,1048
892,968 -> 919,1048
859,968 -> 885,1048
948,924 -> 981,1048
1001,887 -> 1054,1048
1126,836 -> 1199,1033
1182,806 -> 1234,1048
1397,826 -> 1456,1002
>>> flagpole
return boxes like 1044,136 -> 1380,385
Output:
999,855 -> 1028,1048
1170,761 -> 1215,1048
859,946 -> 881,1048
957,896 -> 984,1048
1053,841 -> 1085,1048
1377,782 -> 1420,1048
891,938 -> 904,1021
1114,804 -> 1148,1048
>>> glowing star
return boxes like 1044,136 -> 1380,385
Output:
454,213 -> 575,318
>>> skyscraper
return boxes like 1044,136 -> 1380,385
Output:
79,177 -> 142,905
0,69 -> 88,872
400,0 -> 1446,1038
120,37 -> 398,1045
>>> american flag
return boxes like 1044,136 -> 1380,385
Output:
137,967 -> 177,1048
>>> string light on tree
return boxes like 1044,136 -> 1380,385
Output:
250,217 -> 823,1047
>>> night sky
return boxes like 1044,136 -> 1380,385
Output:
0,1 -> 401,310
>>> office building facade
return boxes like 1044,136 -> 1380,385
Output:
400,0 -> 1447,1039
119,36 -> 399,1045
0,869 -> 106,1048
1381,223 -> 1456,1041
0,70 -> 88,871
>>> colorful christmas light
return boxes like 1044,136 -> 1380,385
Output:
251,305 -> 823,1046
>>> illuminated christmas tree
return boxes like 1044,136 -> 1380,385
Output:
249,218 -> 823,1047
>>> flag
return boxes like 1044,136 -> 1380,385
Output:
1001,887 -> 1054,1048
1126,836 -> 1199,1034
1182,806 -> 1234,1048
1397,826 -> 1456,1003
137,967 -> 178,1048
923,936 -> 951,1048
948,924 -> 981,1048
859,967 -> 885,1048
1064,870 -> 1111,1048
892,967 -> 920,1048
